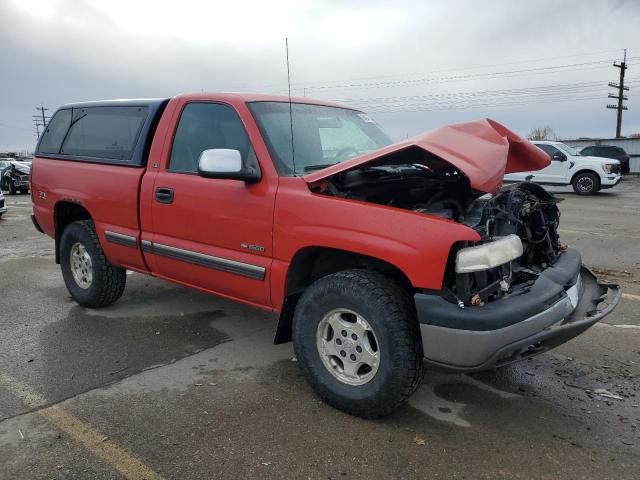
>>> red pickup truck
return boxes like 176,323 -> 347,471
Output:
31,93 -> 620,418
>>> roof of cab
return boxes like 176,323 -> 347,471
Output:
59,98 -> 169,109
172,92 -> 349,109
58,93 -> 350,110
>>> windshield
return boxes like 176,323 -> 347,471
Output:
248,102 -> 392,175
555,143 -> 578,157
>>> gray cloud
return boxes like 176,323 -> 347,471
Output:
1,0 -> 638,151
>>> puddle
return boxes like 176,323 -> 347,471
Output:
409,373 -> 520,427
32,308 -> 230,406
409,383 -> 471,427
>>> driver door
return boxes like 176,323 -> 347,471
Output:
145,101 -> 277,308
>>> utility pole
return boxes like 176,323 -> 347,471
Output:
36,104 -> 49,128
33,119 -> 42,137
32,115 -> 46,139
606,49 -> 629,138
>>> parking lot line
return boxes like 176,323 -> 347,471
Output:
0,373 -> 164,480
622,293 -> 640,302
559,228 -> 640,239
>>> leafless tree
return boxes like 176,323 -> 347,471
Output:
528,126 -> 558,141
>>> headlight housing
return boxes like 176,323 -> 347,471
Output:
602,163 -> 617,174
455,235 -> 523,273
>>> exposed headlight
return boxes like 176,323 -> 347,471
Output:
602,163 -> 617,174
455,234 -> 523,273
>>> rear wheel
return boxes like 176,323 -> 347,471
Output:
60,220 -> 126,308
292,269 -> 424,418
572,172 -> 599,195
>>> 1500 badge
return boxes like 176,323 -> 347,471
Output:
240,243 -> 265,252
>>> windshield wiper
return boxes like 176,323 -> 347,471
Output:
302,163 -> 338,172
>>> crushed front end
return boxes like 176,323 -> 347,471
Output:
416,182 -> 621,371
304,116 -> 621,371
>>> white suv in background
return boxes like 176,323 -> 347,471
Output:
505,141 -> 622,195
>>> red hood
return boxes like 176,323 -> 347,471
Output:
303,118 -> 549,193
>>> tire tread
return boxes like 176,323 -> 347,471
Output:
61,220 -> 126,308
293,269 -> 424,418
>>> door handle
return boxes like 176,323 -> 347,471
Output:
155,187 -> 174,204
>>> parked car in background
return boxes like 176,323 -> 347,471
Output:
1,160 -> 31,194
0,159 -> 12,181
0,190 -> 6,217
579,145 -> 630,174
505,141 -> 622,195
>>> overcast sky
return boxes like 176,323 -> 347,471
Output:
1,0 -> 639,151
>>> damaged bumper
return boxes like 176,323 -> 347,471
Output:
416,249 -> 620,372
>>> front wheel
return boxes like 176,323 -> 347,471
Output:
60,220 -> 126,308
292,269 -> 424,418
572,172 -> 600,195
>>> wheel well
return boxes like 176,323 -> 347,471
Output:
273,247 -> 413,344
54,201 -> 92,264
571,169 -> 600,185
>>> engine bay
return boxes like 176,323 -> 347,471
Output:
311,148 -> 563,306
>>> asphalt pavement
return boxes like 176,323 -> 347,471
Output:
1,179 -> 639,479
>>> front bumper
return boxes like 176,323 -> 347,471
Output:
415,249 -> 620,372
601,175 -> 622,189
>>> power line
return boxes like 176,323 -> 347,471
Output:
336,78 -> 640,112
338,80 -> 615,105
292,47 -> 640,88
212,49 -> 640,98
299,58 -> 640,94
0,121 -> 32,132
365,94 -> 607,114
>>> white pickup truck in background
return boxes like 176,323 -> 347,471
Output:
505,141 -> 622,195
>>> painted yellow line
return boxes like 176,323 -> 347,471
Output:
42,407 -> 163,480
0,373 -> 163,480
622,293 -> 640,302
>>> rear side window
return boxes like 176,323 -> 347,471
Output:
38,109 -> 72,154
602,146 -> 625,156
60,107 -> 148,161
580,146 -> 593,155
169,103 -> 253,173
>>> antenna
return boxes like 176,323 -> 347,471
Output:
285,37 -> 297,174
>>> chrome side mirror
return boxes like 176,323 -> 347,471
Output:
197,149 -> 260,182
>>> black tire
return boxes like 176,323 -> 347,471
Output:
8,181 -> 16,195
60,220 -> 126,308
292,269 -> 424,418
572,172 -> 600,195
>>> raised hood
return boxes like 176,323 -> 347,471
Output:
303,118 -> 549,193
